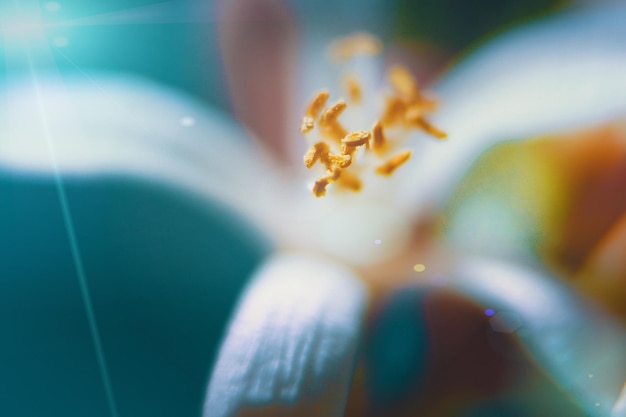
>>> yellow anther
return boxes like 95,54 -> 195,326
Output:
330,32 -> 382,61
304,142 -> 330,168
342,130 -> 371,147
301,91 -> 330,134
301,34 -> 447,198
321,121 -> 348,143
320,100 -> 348,124
337,170 -> 362,191
344,75 -> 362,104
301,116 -> 315,134
312,177 -> 330,197
375,150 -> 412,176
323,153 -> 352,169
328,167 -> 342,181
306,90 -> 330,118
381,96 -> 407,127
410,118 -> 448,139
372,122 -> 387,153
389,65 -> 420,99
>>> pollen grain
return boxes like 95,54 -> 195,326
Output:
375,150 -> 412,176
300,38 -> 447,197
330,32 -> 382,61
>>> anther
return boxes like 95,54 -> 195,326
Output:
372,122 -> 387,153
304,142 -> 330,168
337,171 -> 362,191
330,32 -> 382,61
344,75 -> 362,104
375,150 -> 412,176
301,116 -> 315,134
312,177 -> 330,197
307,91 -> 330,118
323,153 -> 352,169
381,96 -> 407,127
320,100 -> 348,124
389,65 -> 420,100
342,130 -> 371,147
410,118 -> 448,139
301,91 -> 330,134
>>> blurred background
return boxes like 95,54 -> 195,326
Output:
2,0 -> 625,416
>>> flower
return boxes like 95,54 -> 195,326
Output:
2,1 -> 626,417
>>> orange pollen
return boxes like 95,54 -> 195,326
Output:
301,91 -> 330,134
410,118 -> 448,139
344,75 -> 362,104
304,142 -> 330,168
372,122 -> 387,153
320,100 -> 348,124
376,150 -> 412,176
389,65 -> 420,100
337,170 -> 362,191
330,32 -> 383,61
300,34 -> 447,197
342,130 -> 371,147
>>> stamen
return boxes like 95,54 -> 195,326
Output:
319,100 -> 349,142
344,75 -> 362,104
381,96 -> 407,127
330,32 -> 382,61
409,118 -> 448,139
312,177 -> 330,197
304,142 -> 330,168
371,122 -> 387,153
307,90 -> 330,118
389,65 -> 420,100
300,34 -> 447,197
337,170 -> 362,191
320,100 -> 348,124
323,152 -> 352,169
342,130 -> 371,147
301,117 -> 315,134
301,91 -> 330,134
375,150 -> 412,176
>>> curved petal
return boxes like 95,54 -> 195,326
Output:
0,74 -> 284,234
454,258 -> 626,416
400,3 -> 626,213
204,252 -> 367,417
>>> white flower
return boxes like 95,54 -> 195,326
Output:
2,1 -> 626,417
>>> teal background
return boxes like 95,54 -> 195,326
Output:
0,171 -> 269,416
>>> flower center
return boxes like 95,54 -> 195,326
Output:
299,33 -> 447,198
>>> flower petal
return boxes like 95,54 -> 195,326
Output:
204,252 -> 367,417
455,258 -> 626,416
0,74 -> 284,233
400,3 -> 626,212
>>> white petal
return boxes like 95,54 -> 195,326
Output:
454,258 -> 626,416
204,252 -> 367,417
401,3 -> 626,212
0,74 -> 284,233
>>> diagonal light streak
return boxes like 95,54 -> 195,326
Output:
24,45 -> 120,417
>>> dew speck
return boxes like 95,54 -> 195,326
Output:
588,373 -> 594,378
180,116 -> 196,127
374,239 -> 382,245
